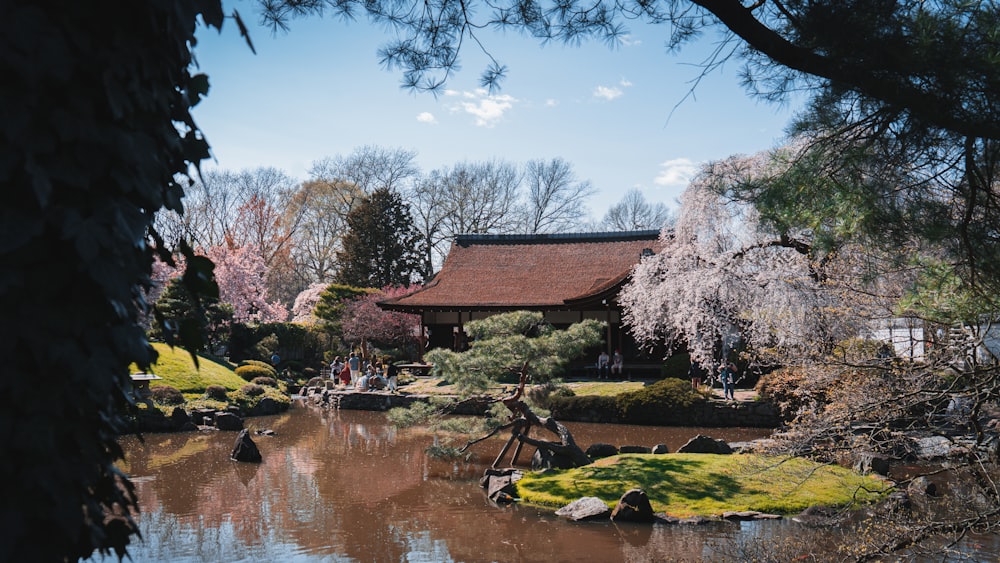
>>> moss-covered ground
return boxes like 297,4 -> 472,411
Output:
135,343 -> 246,393
516,453 -> 892,517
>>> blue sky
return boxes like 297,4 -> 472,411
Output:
192,10 -> 803,219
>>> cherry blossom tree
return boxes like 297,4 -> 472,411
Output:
341,285 -> 422,358
619,149 -> 864,367
204,245 -> 288,324
291,282 -> 329,324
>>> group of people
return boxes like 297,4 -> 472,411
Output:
329,352 -> 400,393
688,359 -> 738,401
596,349 -> 624,379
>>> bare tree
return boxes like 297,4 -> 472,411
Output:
601,189 -> 673,231
286,179 -> 363,285
520,158 -> 595,234
310,145 -> 419,194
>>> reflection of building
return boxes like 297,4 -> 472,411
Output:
378,231 -> 662,366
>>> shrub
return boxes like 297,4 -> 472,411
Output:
229,384 -> 292,413
149,385 -> 184,405
526,382 -> 575,409
251,376 -> 278,388
204,385 -> 229,401
239,359 -> 278,375
615,378 -> 705,425
236,363 -> 276,382
240,383 -> 265,397
547,394 -> 617,421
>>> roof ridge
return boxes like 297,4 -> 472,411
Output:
455,230 -> 660,246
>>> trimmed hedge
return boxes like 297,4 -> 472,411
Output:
204,385 -> 229,401
236,363 -> 276,382
150,385 -> 184,405
251,376 -> 278,388
548,378 -> 706,424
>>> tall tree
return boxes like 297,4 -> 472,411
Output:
601,189 -> 673,231
286,178 -> 362,285
520,158 -> 595,234
341,285 -> 423,358
204,244 -> 288,323
336,188 -> 424,287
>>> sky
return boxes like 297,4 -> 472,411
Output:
191,7 -> 804,221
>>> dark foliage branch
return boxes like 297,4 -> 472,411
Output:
0,1 -> 242,559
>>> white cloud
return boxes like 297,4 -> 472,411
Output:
620,34 -> 641,47
654,158 -> 699,187
449,90 -> 518,127
593,85 -> 623,101
545,98 -> 559,107
416,112 -> 437,124
593,79 -> 632,101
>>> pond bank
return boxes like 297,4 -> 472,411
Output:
299,384 -> 782,428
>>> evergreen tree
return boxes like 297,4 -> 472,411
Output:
336,187 -> 423,287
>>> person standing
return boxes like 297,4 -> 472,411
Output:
687,360 -> 705,390
348,352 -> 361,386
386,362 -> 399,393
718,361 -> 737,401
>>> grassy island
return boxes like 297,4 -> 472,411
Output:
516,453 -> 892,517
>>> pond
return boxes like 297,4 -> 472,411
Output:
109,402 -> 985,562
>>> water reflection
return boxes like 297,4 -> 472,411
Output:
113,404 -> 802,562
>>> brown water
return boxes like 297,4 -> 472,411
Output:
108,404 -> 845,562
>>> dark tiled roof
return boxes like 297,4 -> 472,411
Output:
381,231 -> 661,311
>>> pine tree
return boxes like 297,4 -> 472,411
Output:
336,188 -> 423,287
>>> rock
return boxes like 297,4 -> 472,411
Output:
555,497 -> 612,521
676,435 -> 733,454
651,444 -> 669,454
190,408 -> 216,426
255,429 -> 275,436
177,421 -> 198,432
531,448 -> 579,470
249,397 -> 280,416
480,468 -> 522,503
170,407 -> 191,429
721,511 -> 781,521
907,476 -> 937,498
230,429 -> 262,463
214,411 -> 244,431
611,489 -> 655,523
792,505 -> 845,527
586,443 -> 619,459
619,445 -> 652,454
910,435 -> 953,459
853,451 -> 892,476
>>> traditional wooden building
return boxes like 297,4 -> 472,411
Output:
378,230 -> 662,368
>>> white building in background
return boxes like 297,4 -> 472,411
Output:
869,317 -> 1000,364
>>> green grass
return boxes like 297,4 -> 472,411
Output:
564,381 -> 646,397
516,453 -> 892,517
135,343 -> 246,393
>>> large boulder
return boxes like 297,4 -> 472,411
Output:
214,411 -> 244,431
169,407 -> 191,429
586,443 -> 619,459
676,435 -> 733,454
555,497 -> 612,521
230,429 -> 262,463
480,468 -> 522,504
531,448 -> 579,470
651,444 -> 669,455
249,397 -> 281,416
611,489 -> 655,523
619,445 -> 652,454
